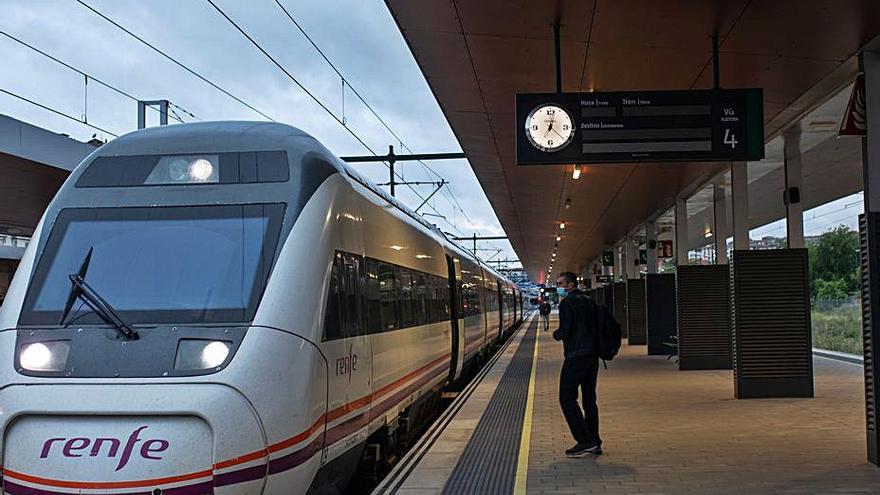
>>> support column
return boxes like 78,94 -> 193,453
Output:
729,148 -> 813,400
677,181 -> 733,370
645,220 -> 658,274
626,237 -> 640,279
859,48 -> 880,466
731,161 -> 749,250
675,197 -> 688,265
611,246 -> 622,283
714,183 -> 729,264
784,127 -> 805,248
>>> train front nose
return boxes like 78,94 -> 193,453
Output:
0,384 -> 268,495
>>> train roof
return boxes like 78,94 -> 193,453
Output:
99,121 -> 312,156
98,121 -> 519,288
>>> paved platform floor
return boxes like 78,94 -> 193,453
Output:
390,314 -> 880,494
530,323 -> 880,494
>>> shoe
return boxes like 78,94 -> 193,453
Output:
565,442 -> 602,457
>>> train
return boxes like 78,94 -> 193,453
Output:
0,121 -> 524,495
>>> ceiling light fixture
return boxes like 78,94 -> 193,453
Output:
559,221 -> 566,229
572,166 -> 581,180
565,198 -> 572,209
556,235 -> 562,242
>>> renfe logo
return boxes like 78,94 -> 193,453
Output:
40,426 -> 169,472
335,344 -> 358,383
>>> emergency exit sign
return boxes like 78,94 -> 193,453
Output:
516,88 -> 764,165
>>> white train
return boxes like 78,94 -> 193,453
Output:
0,122 -> 523,495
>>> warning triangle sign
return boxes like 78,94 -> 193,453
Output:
839,73 -> 866,136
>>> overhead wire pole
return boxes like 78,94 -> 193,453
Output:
341,146 -> 465,198
450,235 -> 509,258
415,180 -> 448,213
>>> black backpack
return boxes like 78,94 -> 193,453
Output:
591,298 -> 622,361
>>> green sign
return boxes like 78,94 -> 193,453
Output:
639,249 -> 647,265
602,250 -> 614,266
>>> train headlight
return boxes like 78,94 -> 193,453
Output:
19,341 -> 71,372
174,340 -> 231,370
145,155 -> 219,185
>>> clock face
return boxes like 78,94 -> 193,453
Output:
525,104 -> 574,152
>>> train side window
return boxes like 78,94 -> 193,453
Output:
460,279 -> 473,317
365,258 -> 382,333
340,253 -> 364,337
378,262 -> 398,331
424,275 -> 436,323
442,276 -> 452,321
473,280 -> 481,314
414,272 -> 428,325
398,267 -> 414,328
323,253 -> 343,341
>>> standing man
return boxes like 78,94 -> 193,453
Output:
552,271 -> 602,456
539,298 -> 552,331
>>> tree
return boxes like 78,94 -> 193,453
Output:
809,225 -> 859,299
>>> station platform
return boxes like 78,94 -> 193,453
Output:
374,313 -> 880,495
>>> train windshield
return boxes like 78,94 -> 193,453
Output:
19,203 -> 285,326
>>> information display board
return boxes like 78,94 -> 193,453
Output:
516,89 -> 764,165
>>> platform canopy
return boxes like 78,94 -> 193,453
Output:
385,0 -> 880,281
0,115 -> 97,235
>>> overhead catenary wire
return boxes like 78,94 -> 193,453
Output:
271,0 -> 480,230
1,88 -> 119,137
204,0 -> 372,152
69,0 -> 472,239
0,30 -> 194,125
203,0 -> 467,236
747,197 -> 864,238
73,0 -> 275,122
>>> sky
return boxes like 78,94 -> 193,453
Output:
0,0 -> 519,265
750,192 -> 863,240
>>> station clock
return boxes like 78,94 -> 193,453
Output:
524,104 -> 574,152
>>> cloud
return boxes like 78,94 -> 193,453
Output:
0,0 -> 520,267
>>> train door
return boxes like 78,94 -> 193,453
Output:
322,251 -> 373,466
479,268 -> 491,343
497,281 -> 504,334
513,288 -> 518,322
445,254 -> 462,381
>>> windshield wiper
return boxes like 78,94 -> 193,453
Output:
59,247 -> 139,340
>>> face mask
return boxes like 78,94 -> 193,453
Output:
557,287 -> 567,297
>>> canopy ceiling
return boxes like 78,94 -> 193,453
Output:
385,0 -> 880,281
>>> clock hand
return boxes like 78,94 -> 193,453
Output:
544,121 -> 553,137
552,128 -> 565,139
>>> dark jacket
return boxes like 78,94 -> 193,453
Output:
539,302 -> 551,315
552,289 -> 597,359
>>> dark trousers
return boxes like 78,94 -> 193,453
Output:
541,313 -> 550,331
559,354 -> 601,446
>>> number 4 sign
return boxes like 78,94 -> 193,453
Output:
724,129 -> 738,149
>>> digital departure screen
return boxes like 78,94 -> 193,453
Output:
516,88 -> 764,165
